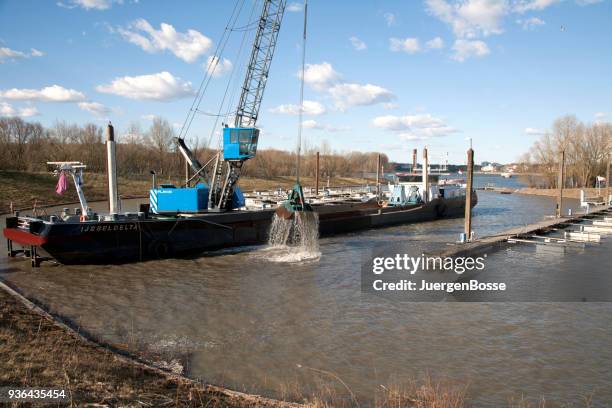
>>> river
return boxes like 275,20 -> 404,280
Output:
1,175 -> 610,407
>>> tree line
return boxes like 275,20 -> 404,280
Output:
520,115 -> 611,188
0,117 -> 389,181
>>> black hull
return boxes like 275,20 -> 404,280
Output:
14,195 -> 476,265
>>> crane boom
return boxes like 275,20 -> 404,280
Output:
235,0 -> 286,128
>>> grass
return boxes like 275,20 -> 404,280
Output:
515,187 -> 607,199
0,170 -> 376,214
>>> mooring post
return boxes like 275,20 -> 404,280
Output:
556,150 -> 565,218
422,148 -> 429,203
465,148 -> 474,241
376,153 -> 381,199
607,160 -> 610,206
315,151 -> 320,196
412,148 -> 417,173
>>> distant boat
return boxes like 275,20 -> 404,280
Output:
501,172 -> 512,179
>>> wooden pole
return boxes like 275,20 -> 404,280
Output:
606,159 -> 610,206
556,150 -> 565,218
376,153 -> 381,199
412,149 -> 417,173
315,151 -> 320,196
465,148 -> 474,241
422,148 -> 429,203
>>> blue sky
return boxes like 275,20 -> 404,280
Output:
0,0 -> 610,164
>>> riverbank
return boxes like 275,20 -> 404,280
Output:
0,280 -> 474,408
0,170 -> 375,214
0,282 -> 302,407
515,187 -> 607,199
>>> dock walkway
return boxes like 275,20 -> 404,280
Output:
436,205 -> 611,258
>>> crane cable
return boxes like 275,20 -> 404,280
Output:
296,0 -> 308,183
206,0 -> 261,150
177,0 -> 246,141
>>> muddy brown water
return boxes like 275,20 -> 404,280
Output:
1,176 -> 611,407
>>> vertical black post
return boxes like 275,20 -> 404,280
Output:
465,148 -> 474,241
412,149 -> 417,173
557,150 -> 565,218
315,151 -> 320,196
607,159 -> 610,206
376,154 -> 381,199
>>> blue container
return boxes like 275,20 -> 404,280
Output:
223,127 -> 259,160
149,183 -> 209,214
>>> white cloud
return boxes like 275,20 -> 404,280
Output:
302,120 -> 350,132
270,100 -> 326,116
329,83 -> 395,110
287,2 -> 303,12
372,113 -> 458,140
78,101 -> 111,116
57,0 -> 116,10
594,112 -> 607,120
383,12 -> 397,26
349,36 -> 367,51
524,127 -> 546,135
0,85 -> 85,102
513,0 -> 561,13
389,37 -> 421,53
594,112 -> 607,124
451,39 -> 490,61
426,37 -> 445,49
0,102 -> 39,118
30,48 -> 44,57
426,0 -> 507,39
384,102 -> 400,110
118,19 -> 212,63
516,17 -> 545,29
0,102 -> 15,116
141,114 -> 158,121
96,71 -> 194,101
301,62 -> 341,91
205,56 -> 233,77
299,61 -> 395,111
18,106 -> 40,117
0,46 -> 44,63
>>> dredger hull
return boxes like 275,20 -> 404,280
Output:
4,194 -> 476,265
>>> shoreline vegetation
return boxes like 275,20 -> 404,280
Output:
2,170 -> 605,216
0,170 -> 376,214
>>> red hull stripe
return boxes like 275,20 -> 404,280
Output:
3,228 -> 48,246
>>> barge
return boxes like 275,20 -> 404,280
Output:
4,181 -> 475,266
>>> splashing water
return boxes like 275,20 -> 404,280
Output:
266,211 -> 320,262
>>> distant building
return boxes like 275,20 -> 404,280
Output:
481,164 -> 498,172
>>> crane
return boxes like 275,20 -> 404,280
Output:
152,0 -> 287,214
208,0 -> 287,211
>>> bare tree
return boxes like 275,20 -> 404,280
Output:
147,117 -> 174,175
